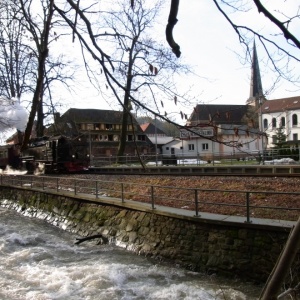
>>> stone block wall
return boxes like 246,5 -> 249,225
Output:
0,186 -> 298,283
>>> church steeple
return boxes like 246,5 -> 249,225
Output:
246,41 -> 265,107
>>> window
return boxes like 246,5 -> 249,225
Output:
272,135 -> 277,144
263,118 -> 268,129
188,144 -> 195,151
292,114 -> 298,126
293,133 -> 298,141
166,147 -> 169,150
86,123 -> 94,130
272,118 -> 277,128
281,117 -> 285,127
137,135 -> 145,141
202,143 -> 209,151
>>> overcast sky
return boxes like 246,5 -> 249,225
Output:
63,0 -> 299,117
1,1 -> 299,143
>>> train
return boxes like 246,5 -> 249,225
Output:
0,135 -> 90,174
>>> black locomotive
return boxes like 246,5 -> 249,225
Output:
0,144 -> 21,170
0,135 -> 90,174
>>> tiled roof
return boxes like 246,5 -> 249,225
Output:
60,108 -> 138,124
140,122 -> 166,135
261,96 -> 300,113
189,104 -> 249,125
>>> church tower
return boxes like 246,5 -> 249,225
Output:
246,41 -> 265,108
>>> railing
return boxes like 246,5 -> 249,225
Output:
90,149 -> 300,167
0,174 -> 299,223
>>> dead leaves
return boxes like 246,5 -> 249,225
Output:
149,64 -> 158,75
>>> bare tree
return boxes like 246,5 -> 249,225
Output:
0,0 -> 77,144
0,0 -> 37,99
55,0 -> 193,162
166,0 -> 300,85
97,0 -> 191,161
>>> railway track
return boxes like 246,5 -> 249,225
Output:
88,164 -> 300,177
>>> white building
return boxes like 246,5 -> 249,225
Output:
161,106 -> 262,160
261,96 -> 300,148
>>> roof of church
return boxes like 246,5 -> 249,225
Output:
249,41 -> 263,98
246,41 -> 264,106
261,96 -> 300,113
189,104 -> 249,125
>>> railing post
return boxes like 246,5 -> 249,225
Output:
121,183 -> 124,203
245,191 -> 252,223
31,175 -> 33,188
95,181 -> 98,199
151,186 -> 155,209
194,189 -> 200,217
56,178 -> 59,192
74,180 -> 77,195
42,176 -> 44,190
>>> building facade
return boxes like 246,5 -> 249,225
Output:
261,96 -> 300,148
47,108 -> 153,158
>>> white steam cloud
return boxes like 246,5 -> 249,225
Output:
0,96 -> 28,132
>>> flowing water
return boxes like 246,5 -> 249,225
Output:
0,207 -> 262,300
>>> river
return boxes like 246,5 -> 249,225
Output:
0,207 -> 262,300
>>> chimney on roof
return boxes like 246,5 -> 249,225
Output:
54,112 -> 60,123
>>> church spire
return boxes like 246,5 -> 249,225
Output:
246,40 -> 264,107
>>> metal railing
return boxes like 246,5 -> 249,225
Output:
0,174 -> 299,222
89,149 -> 300,167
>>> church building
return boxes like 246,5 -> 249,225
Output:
162,42 -> 267,160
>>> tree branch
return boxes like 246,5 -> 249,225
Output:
166,0 -> 181,58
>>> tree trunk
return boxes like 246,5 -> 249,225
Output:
20,0 -> 54,151
36,95 -> 44,137
116,52 -> 134,163
259,216 -> 300,300
21,56 -> 47,150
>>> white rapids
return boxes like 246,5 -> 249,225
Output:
0,208 -> 261,300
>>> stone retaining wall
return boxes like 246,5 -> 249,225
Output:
0,186 -> 298,283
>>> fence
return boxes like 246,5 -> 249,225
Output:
0,174 -> 299,222
90,148 -> 300,167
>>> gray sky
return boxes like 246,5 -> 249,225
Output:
65,0 -> 300,116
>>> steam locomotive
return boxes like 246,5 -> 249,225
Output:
0,135 -> 90,174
